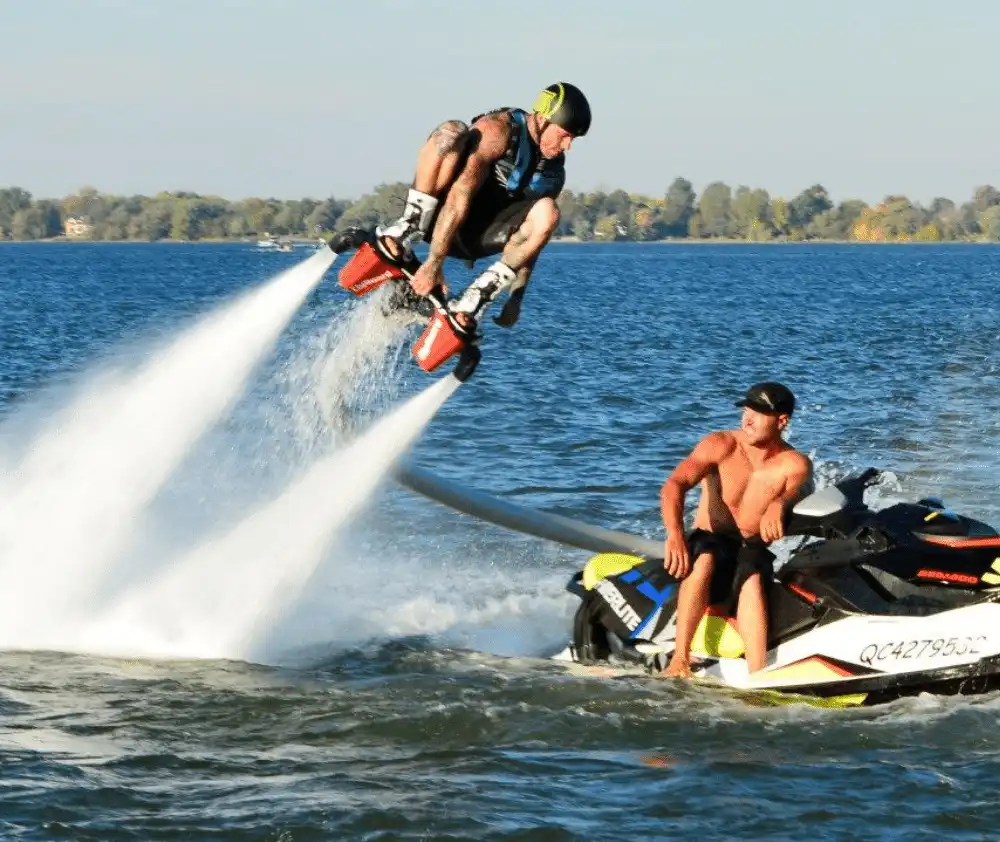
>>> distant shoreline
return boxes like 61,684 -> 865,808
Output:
0,237 -> 317,245
5,181 -> 998,244
2,236 -> 998,246
548,237 -> 1000,245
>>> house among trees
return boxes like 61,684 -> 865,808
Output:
64,217 -> 93,239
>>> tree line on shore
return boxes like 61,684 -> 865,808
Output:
2,180 -> 999,243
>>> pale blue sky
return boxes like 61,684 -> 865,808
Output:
1,0 -> 995,204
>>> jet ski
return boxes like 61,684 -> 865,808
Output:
394,461 -> 1000,706
555,468 -> 1000,705
327,227 -> 481,382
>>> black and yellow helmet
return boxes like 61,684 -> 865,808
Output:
532,82 -> 591,137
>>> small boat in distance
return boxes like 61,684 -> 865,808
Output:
256,234 -> 294,252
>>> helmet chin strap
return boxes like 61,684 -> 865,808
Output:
526,111 -> 547,144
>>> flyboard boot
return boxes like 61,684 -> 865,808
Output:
411,286 -> 481,380
410,261 -> 516,377
333,188 -> 438,307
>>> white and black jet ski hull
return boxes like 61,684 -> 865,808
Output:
553,601 -> 1000,705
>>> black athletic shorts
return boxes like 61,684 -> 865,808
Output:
687,528 -> 775,615
448,195 -> 536,261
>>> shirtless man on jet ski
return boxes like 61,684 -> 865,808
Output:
661,382 -> 814,678
377,82 -> 591,330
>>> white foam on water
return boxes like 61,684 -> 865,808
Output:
269,538 -> 581,665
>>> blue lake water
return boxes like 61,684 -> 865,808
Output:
1,242 -> 999,840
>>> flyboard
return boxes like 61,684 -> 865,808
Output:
327,230 -> 481,381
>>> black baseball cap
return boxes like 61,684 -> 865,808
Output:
734,382 -> 796,416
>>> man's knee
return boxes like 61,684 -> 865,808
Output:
427,120 -> 470,154
689,552 -> 715,579
527,197 -> 560,236
739,572 -> 769,599
735,573 -> 768,617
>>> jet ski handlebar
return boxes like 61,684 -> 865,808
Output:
835,467 -> 882,506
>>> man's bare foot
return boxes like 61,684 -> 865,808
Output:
663,657 -> 693,679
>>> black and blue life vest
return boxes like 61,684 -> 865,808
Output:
476,108 -> 566,201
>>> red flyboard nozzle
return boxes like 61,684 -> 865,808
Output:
337,242 -> 408,296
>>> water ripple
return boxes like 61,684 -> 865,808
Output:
3,243 -> 1000,838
